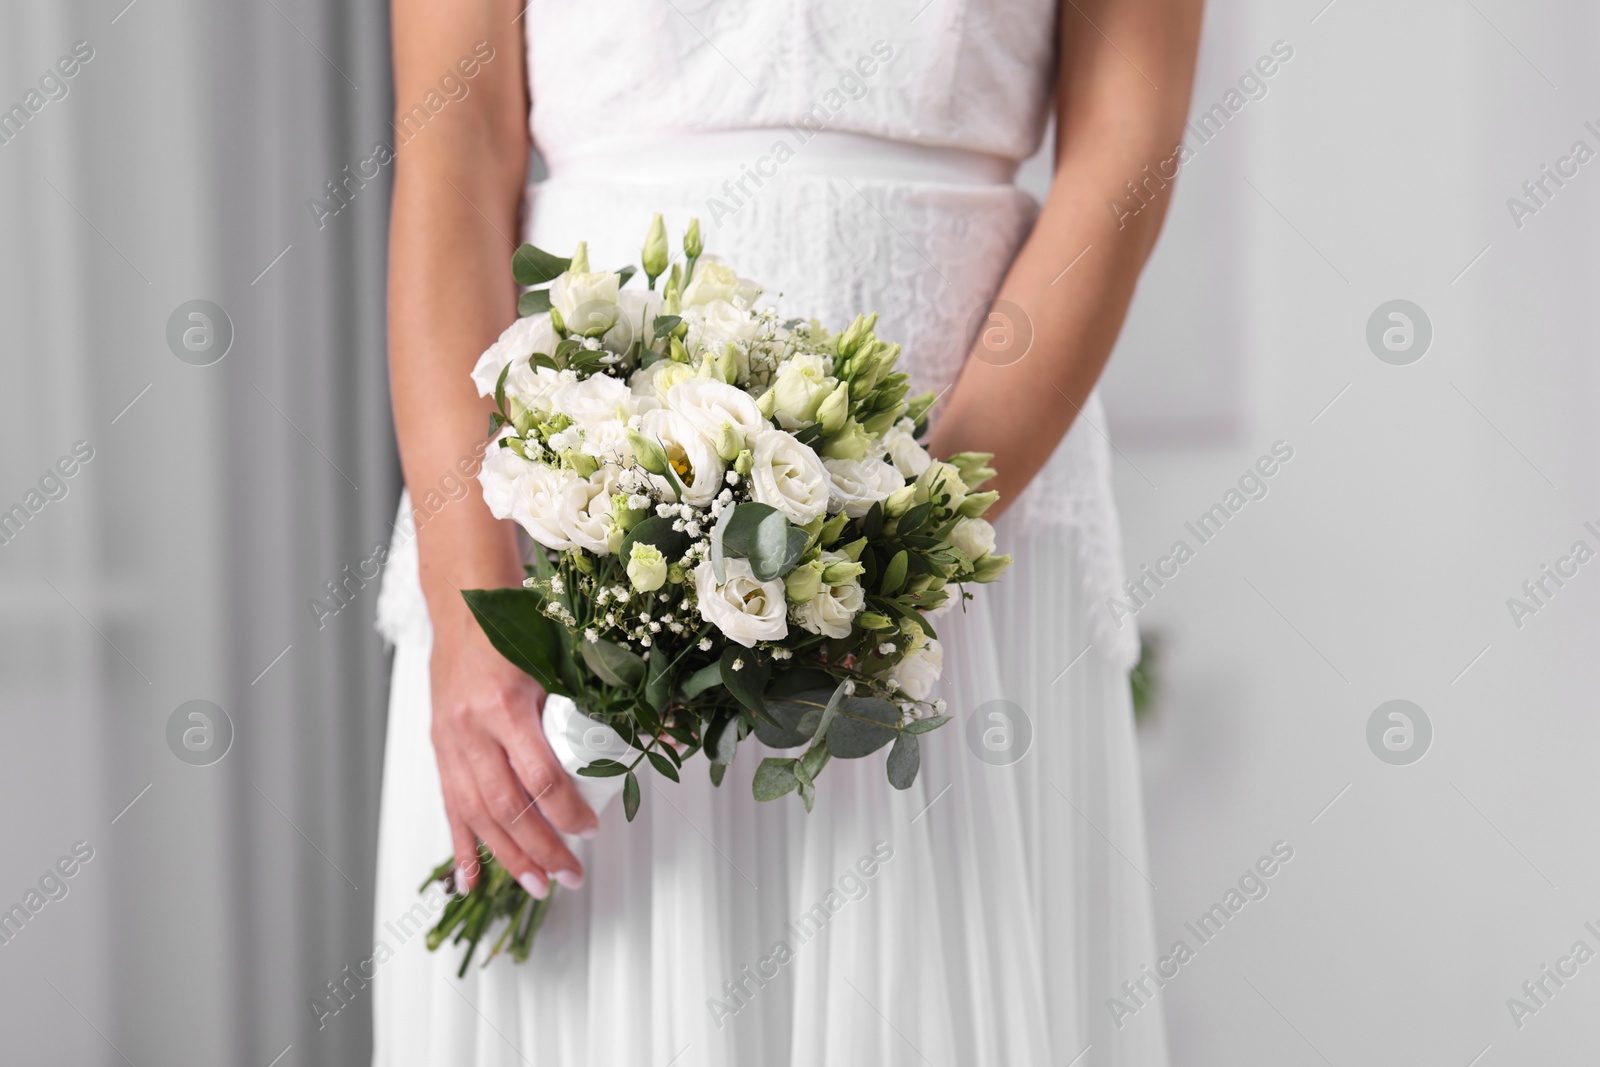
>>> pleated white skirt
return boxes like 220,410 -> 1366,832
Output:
370,515 -> 1169,1066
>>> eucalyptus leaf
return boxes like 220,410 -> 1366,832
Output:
580,638 -> 647,689
517,288 -> 552,316
886,732 -> 920,789
825,697 -> 899,758
652,314 -> 683,340
902,714 -> 951,735
620,516 -> 689,563
752,758 -> 801,801
709,761 -> 729,787
512,243 -> 570,286
644,650 -> 672,714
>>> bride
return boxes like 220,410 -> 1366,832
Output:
374,1 -> 1201,1063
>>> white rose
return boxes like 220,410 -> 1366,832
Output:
769,353 -> 833,429
630,359 -> 693,405
886,638 -> 943,702
693,558 -> 788,647
747,428 -> 830,525
577,416 -> 636,466
551,373 -> 637,429
606,289 -> 664,353
682,256 -> 762,308
881,419 -> 932,479
551,270 -> 621,336
507,463 -> 587,551
641,409 -> 725,507
822,457 -> 905,518
792,551 -> 865,639
563,467 -> 623,555
470,314 -> 559,397
950,517 -> 996,561
477,439 -> 534,520
666,378 -> 766,453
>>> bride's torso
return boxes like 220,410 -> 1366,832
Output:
501,1 -> 1135,666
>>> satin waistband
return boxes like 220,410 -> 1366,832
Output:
540,128 -> 1020,187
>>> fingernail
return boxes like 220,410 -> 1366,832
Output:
517,872 -> 549,899
456,865 -> 474,893
579,825 -> 599,840
553,868 -> 584,890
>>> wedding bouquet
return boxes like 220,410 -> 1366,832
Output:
421,215 -> 1011,972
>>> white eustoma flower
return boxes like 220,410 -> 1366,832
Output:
792,551 -> 866,639
683,301 -> 760,373
630,359 -> 694,404
666,378 -> 766,451
606,289 -> 664,353
551,269 -> 621,336
477,439 -> 534,520
769,353 -> 833,429
881,419 -> 932,479
551,373 -> 638,429
564,466 -> 623,555
470,314 -> 560,397
950,516 -> 996,561
508,463 -> 587,551
577,417 -> 636,466
641,409 -> 725,507
747,428 -> 830,525
822,457 -> 905,518
886,638 -> 943,702
693,558 -> 787,647
682,256 -> 761,307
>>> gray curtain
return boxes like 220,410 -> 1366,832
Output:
1,1 -> 395,1064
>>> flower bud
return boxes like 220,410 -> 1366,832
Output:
817,510 -> 849,546
947,451 -> 997,487
857,611 -> 894,630
569,241 -> 590,273
716,344 -> 739,384
733,448 -> 753,475
684,217 -> 703,260
784,559 -> 825,604
755,388 -> 777,419
627,430 -> 671,476
627,542 -> 668,592
837,536 -> 867,562
820,420 -> 870,461
642,213 -> 669,285
566,548 -> 595,575
562,450 -> 599,478
883,484 -> 916,517
957,490 -> 1000,518
549,306 -> 567,335
712,421 -> 743,462
974,553 -> 1013,582
816,380 -> 850,435
667,561 -> 688,585
820,559 -> 865,584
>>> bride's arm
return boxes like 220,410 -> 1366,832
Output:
927,0 -> 1204,513
390,0 -> 597,894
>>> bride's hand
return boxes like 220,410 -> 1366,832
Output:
428,597 -> 599,897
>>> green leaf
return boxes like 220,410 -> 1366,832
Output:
623,771 -> 640,821
461,589 -> 568,695
620,516 -> 689,564
881,550 -> 909,596
752,757 -> 801,801
719,503 -> 807,581
710,498 -> 739,583
709,761 -> 729,787
580,638 -> 647,689
766,668 -> 836,700
899,500 -> 933,531
517,288 -> 552,316
512,243 -> 570,286
617,265 -> 637,287
681,661 -> 725,700
886,732 -> 920,789
719,647 -> 770,715
493,362 -> 511,416
799,741 -> 830,782
756,693 -> 824,749
826,697 -> 900,758
863,501 -> 884,539
705,711 -> 740,765
652,314 -> 683,340
902,714 -> 951,735
576,758 -> 628,778
644,650 -> 672,714
647,750 -> 680,783
811,680 -> 849,744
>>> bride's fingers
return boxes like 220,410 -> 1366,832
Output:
445,808 -> 479,892
463,738 -> 585,890
454,772 -> 550,898
496,713 -> 600,839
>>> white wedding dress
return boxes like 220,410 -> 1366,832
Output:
372,2 -> 1167,1064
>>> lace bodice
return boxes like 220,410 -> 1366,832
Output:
523,0 -> 1059,169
